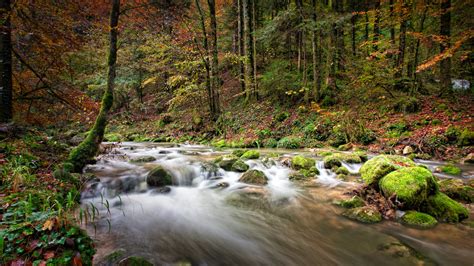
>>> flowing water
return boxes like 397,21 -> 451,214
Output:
81,143 -> 474,265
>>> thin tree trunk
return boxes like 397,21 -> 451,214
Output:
252,0 -> 258,99
350,0 -> 357,56
195,0 -> 214,117
373,0 -> 381,51
237,0 -> 246,92
412,6 -> 427,81
243,0 -> 255,101
67,0 -> 120,172
395,0 -> 407,79
207,0 -> 221,118
0,0 -> 13,122
389,0 -> 395,43
364,2 -> 369,55
439,0 -> 451,94
312,0 -> 319,101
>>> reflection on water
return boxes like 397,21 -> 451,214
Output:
81,143 -> 474,265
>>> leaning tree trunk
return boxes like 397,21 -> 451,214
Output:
67,0 -> 120,172
207,0 -> 221,119
0,0 -> 13,123
439,0 -> 452,94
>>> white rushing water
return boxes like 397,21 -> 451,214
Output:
81,143 -> 474,265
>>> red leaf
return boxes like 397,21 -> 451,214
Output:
44,251 -> 55,260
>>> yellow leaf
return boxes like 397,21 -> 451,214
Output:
42,219 -> 55,231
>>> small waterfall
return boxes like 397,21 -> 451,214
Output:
315,161 -> 341,187
341,162 -> 362,174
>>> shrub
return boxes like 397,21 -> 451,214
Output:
263,138 -> 278,148
277,136 -> 302,149
393,97 -> 420,113
274,111 -> 290,122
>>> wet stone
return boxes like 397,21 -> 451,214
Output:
150,186 -> 172,194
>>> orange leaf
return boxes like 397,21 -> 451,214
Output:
42,219 -> 55,231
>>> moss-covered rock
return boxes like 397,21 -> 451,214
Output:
335,166 -> 349,175
360,155 -> 416,186
421,192 -> 469,223
215,155 -> 239,171
324,153 -> 362,169
338,196 -> 365,208
146,166 -> 173,187
439,164 -> 462,175
401,211 -> 437,229
232,149 -> 247,157
291,155 -> 316,170
239,169 -> 268,185
379,167 -> 438,209
241,150 -> 260,159
231,159 -> 249,172
438,178 -> 474,203
298,166 -> 319,178
354,151 -> 368,162
458,129 -> 474,146
338,143 -> 353,151
129,156 -> 156,163
342,206 -> 382,223
289,172 -> 309,181
118,256 -> 153,266
336,174 -> 348,181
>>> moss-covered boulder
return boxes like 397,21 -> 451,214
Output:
129,156 -> 156,163
232,149 -> 247,157
401,211 -> 437,229
291,155 -> 316,170
342,206 -> 382,223
360,155 -> 417,186
289,172 -> 309,181
323,156 -> 342,169
118,256 -> 153,266
239,169 -> 268,185
421,192 -> 469,223
335,166 -> 349,175
354,151 -> 368,162
231,159 -> 249,172
300,166 -> 319,178
323,153 -> 362,169
336,174 -> 348,181
215,155 -> 239,171
146,166 -> 173,187
241,150 -> 260,159
439,164 -> 462,175
379,167 -> 438,209
338,196 -> 365,208
438,178 -> 474,203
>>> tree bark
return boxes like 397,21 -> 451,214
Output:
439,0 -> 451,93
195,0 -> 214,117
312,0 -> 319,101
373,0 -> 381,51
395,0 -> 407,79
237,0 -> 245,93
67,0 -> 120,172
207,0 -> 221,119
0,0 -> 13,123
243,0 -> 255,101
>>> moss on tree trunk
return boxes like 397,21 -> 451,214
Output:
67,0 -> 120,172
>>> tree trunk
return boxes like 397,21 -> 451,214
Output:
207,0 -> 221,119
252,0 -> 258,99
439,0 -> 451,94
335,0 -> 345,73
67,0 -> 120,172
395,0 -> 407,79
237,0 -> 245,93
312,0 -> 319,101
350,0 -> 357,56
195,0 -> 214,117
243,0 -> 255,101
412,6 -> 427,81
373,0 -> 381,51
364,1 -> 369,55
0,0 -> 13,123
389,0 -> 395,43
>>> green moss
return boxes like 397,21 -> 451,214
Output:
336,174 -> 348,180
241,150 -> 260,159
216,155 -> 239,171
438,179 -> 474,203
354,151 -> 368,162
232,149 -> 247,157
238,170 -> 268,185
300,166 -> 319,178
440,164 -> 462,175
337,143 -> 352,151
393,97 -> 420,113
289,172 -> 309,181
291,155 -> 316,170
401,211 -> 437,229
323,156 -> 341,169
146,166 -> 173,187
263,138 -> 278,148
277,136 -> 302,149
338,196 -> 365,208
213,139 -> 227,148
231,159 -> 249,172
458,129 -> 474,146
118,256 -> 153,266
335,166 -> 349,175
421,192 -> 469,223
379,167 -> 438,209
360,155 -> 416,186
342,206 -> 382,223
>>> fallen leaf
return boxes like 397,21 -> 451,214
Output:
44,251 -> 55,260
42,219 -> 55,231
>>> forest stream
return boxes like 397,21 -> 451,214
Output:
80,143 -> 474,265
